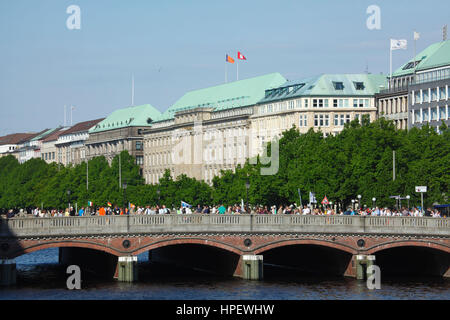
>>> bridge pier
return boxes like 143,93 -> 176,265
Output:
356,255 -> 376,280
0,259 -> 16,286
344,255 -> 376,279
117,256 -> 138,282
242,255 -> 264,280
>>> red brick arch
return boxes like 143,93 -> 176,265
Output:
252,239 -> 358,255
132,238 -> 245,257
366,240 -> 450,255
10,240 -> 124,259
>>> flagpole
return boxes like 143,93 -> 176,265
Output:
237,60 -> 239,81
389,44 -> 392,90
131,74 -> 135,106
225,63 -> 227,83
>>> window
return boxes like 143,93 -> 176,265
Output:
314,114 -> 319,127
353,99 -> 358,107
296,99 -> 302,108
313,99 -> 318,107
431,107 -> 438,121
431,88 -> 438,101
288,100 -> 295,109
359,99 -> 364,107
414,111 -> 420,123
415,91 -> 421,104
423,108 -> 429,121
423,89 -> 429,102
333,82 -> 344,90
346,114 -> 351,123
439,106 -> 446,120
334,114 -> 339,126
304,99 -> 309,108
267,104 -> 273,112
354,82 -> 365,90
324,99 -> 329,107
333,99 -> 338,107
299,114 -> 307,127
439,87 -> 446,100
136,156 -> 144,165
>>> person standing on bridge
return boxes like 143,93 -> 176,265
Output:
78,207 -> 85,217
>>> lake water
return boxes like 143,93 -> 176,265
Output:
1,248 -> 449,300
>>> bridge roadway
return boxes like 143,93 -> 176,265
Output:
0,215 -> 449,284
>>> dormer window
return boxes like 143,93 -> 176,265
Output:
354,82 -> 365,90
333,82 -> 344,90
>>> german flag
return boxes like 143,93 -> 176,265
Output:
226,54 -> 235,63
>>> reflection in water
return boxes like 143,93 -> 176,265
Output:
0,248 -> 448,300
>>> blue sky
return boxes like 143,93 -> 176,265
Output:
0,0 -> 449,135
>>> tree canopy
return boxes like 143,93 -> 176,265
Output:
0,118 -> 448,210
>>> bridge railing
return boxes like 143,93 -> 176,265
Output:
0,215 -> 449,238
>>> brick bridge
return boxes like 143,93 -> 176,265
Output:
0,215 -> 449,284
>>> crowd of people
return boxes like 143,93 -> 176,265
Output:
1,203 -> 447,218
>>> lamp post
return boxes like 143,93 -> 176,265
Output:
122,182 -> 127,213
372,197 -> 376,208
351,199 -> 355,211
67,190 -> 71,211
357,195 -> 362,210
157,188 -> 160,206
406,195 -> 410,209
245,179 -> 250,213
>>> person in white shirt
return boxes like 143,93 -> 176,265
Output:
302,206 -> 310,215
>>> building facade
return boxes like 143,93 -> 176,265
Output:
17,128 -> 59,164
142,73 -> 386,185
377,39 -> 450,130
54,118 -> 104,166
85,104 -> 161,173
142,73 -> 287,184
0,133 -> 36,159
251,74 -> 386,157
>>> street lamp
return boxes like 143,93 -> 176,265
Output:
351,199 -> 355,210
156,188 -> 161,206
122,182 -> 127,212
67,190 -> 71,211
357,195 -> 362,210
245,179 -> 250,213
372,197 -> 376,208
406,195 -> 410,209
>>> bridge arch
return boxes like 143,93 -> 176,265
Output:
366,240 -> 450,255
253,238 -> 358,255
9,240 -> 124,259
132,238 -> 244,257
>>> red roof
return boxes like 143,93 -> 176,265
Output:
0,133 -> 37,145
60,118 -> 105,136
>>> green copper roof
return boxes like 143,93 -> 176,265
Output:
259,74 -> 387,103
89,104 -> 161,133
153,73 -> 287,122
392,40 -> 450,77
31,127 -> 60,141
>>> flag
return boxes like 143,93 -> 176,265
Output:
390,39 -> 407,50
237,51 -> 247,60
309,192 -> 317,204
414,31 -> 420,40
107,202 -> 112,207
226,54 -> 235,63
88,201 -> 93,206
181,201 -> 191,208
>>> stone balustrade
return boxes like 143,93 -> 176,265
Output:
0,215 -> 449,238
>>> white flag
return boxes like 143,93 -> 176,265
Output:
414,32 -> 420,40
390,39 -> 407,50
